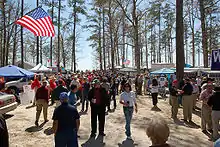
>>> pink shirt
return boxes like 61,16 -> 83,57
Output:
200,89 -> 213,105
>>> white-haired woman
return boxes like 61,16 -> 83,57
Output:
146,118 -> 171,147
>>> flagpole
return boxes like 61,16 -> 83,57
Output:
0,6 -> 42,32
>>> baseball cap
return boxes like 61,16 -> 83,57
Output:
92,79 -> 100,84
172,80 -> 178,84
59,92 -> 69,100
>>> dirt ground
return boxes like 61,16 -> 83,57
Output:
6,95 -> 213,147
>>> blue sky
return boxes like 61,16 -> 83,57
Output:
27,0 -> 93,71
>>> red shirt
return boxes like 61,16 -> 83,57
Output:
35,86 -> 49,103
94,88 -> 101,105
49,79 -> 57,90
31,79 -> 41,89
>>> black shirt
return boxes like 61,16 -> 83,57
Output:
0,114 -> 9,147
121,79 -> 127,86
169,86 -> 178,96
52,103 -> 80,133
182,83 -> 193,95
207,92 -> 220,111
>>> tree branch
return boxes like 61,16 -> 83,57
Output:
114,0 -> 134,26
204,0 -> 220,10
137,9 -> 149,21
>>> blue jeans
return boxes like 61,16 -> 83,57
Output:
178,95 -> 182,105
55,129 -> 78,147
123,107 -> 134,137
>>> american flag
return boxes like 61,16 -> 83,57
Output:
16,7 -> 55,37
123,59 -> 130,65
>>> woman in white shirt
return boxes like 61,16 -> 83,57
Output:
151,79 -> 159,107
120,83 -> 138,140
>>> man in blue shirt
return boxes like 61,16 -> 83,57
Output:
68,84 -> 78,107
52,92 -> 80,147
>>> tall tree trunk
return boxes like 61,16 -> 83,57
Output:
57,0 -> 61,68
140,45 -> 143,66
115,45 -> 118,66
40,37 -> 43,64
71,0 -> 77,72
176,0 -> 184,82
132,39 -> 135,67
198,45 -> 201,66
209,13 -> 212,54
199,0 -> 208,67
122,13 -> 126,68
192,29 -> 195,67
61,35 -> 65,68
98,8 -> 102,70
108,2 -> 114,71
12,24 -> 18,65
50,0 -> 54,67
126,39 -> 128,60
36,0 -> 39,65
2,0 -> 6,66
152,26 -> 156,63
102,7 -> 106,71
5,7 -> 12,65
116,34 -> 120,66
133,0 -> 140,72
168,35 -> 170,63
158,5 -> 161,63
169,28 -> 172,63
24,44 -> 27,61
20,0 -> 24,68
144,15 -> 148,69
165,40 -> 167,63
150,26 -> 153,63
107,44 -> 110,68
0,30 -> 2,66
190,0 -> 195,67
184,24 -> 188,64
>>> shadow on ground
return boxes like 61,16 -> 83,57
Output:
44,127 -> 54,135
26,105 -> 35,109
81,136 -> 105,147
151,106 -> 162,112
3,114 -> 14,120
118,139 -> 138,147
25,126 -> 43,132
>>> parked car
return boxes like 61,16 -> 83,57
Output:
4,73 -> 44,95
5,78 -> 29,94
0,92 -> 17,114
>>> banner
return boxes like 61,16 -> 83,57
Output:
19,85 -> 35,105
211,49 -> 220,70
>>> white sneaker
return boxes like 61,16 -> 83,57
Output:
127,136 -> 132,140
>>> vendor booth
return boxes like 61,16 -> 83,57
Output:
30,63 -> 52,73
0,65 -> 35,78
150,68 -> 174,76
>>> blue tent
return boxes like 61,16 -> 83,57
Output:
0,65 -> 35,78
150,68 -> 175,75
185,64 -> 192,68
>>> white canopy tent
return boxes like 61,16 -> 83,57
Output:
30,63 -> 52,72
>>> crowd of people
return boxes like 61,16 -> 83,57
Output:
30,71 -> 140,147
1,70 -> 220,146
